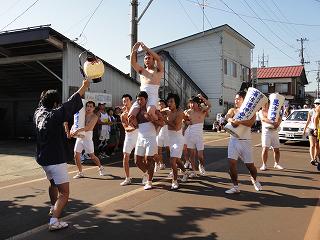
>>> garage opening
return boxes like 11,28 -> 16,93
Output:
0,26 -> 63,139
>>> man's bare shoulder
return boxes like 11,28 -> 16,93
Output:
227,108 -> 236,116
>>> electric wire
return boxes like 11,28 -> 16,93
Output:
218,0 -> 297,63
0,0 -> 41,31
241,0 -> 295,49
75,0 -> 105,41
184,0 -> 320,27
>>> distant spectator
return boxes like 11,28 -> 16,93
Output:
114,107 -> 123,152
218,114 -> 226,132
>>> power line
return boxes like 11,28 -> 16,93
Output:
177,0 -> 251,67
241,0 -> 295,49
195,0 -> 214,29
177,0 -> 201,31
218,0 -> 297,63
254,0 -> 297,39
0,0 -> 23,17
75,0 -> 104,40
0,0 -> 41,31
269,0 -> 302,37
184,0 -> 320,27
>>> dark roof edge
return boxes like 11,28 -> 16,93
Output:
0,25 -> 138,85
151,24 -> 254,51
48,28 -> 139,85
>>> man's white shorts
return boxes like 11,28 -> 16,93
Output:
42,163 -> 69,185
168,130 -> 184,158
261,131 -> 280,148
228,137 -> 253,164
157,125 -> 169,147
135,135 -> 157,157
123,129 -> 139,154
74,138 -> 94,154
185,134 -> 204,151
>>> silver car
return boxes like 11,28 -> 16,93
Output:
278,109 -> 310,143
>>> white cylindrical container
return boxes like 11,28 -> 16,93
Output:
225,87 -> 268,138
265,93 -> 285,128
71,99 -> 86,138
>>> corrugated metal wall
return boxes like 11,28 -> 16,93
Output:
62,42 -> 139,107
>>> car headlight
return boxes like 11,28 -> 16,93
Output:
299,127 -> 304,131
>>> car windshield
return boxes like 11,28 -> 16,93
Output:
286,111 -> 308,121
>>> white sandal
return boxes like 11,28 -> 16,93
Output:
49,221 -> 69,231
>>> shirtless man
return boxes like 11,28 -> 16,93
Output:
71,101 -> 106,178
154,99 -> 170,172
129,42 -> 164,127
225,91 -> 262,194
259,102 -> 284,171
165,93 -> 189,190
120,94 -> 139,186
184,94 -> 211,177
134,91 -> 164,190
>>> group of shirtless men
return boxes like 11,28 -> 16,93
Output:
70,42 -> 270,194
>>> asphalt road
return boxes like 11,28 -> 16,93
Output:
0,132 -> 319,240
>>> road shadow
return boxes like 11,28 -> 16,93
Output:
42,206 -> 241,240
0,139 -> 36,157
0,192 -> 93,239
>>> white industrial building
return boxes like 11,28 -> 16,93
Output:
136,24 -> 254,125
0,25 -> 139,139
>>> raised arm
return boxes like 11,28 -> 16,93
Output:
197,94 -> 211,114
130,42 -> 144,74
140,42 -> 164,73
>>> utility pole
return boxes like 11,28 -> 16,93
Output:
316,61 -> 320,98
130,0 -> 154,80
130,0 -> 138,80
258,51 -> 269,68
297,38 -> 310,65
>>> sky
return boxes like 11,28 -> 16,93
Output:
0,0 -> 319,91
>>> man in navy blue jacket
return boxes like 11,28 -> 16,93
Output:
34,79 -> 89,231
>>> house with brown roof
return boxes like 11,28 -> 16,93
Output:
253,65 -> 308,105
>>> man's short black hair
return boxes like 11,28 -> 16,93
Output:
167,93 -> 180,108
122,94 -> 132,101
136,91 -> 148,100
159,99 -> 168,107
236,90 -> 247,99
86,101 -> 96,107
40,90 -> 60,109
191,96 -> 202,105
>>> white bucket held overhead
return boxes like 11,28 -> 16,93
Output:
79,51 -> 105,83
225,87 -> 268,138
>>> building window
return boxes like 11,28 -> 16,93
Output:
232,62 -> 237,78
275,83 -> 288,94
241,65 -> 250,82
224,59 -> 237,78
224,59 -> 228,75
257,84 -> 268,93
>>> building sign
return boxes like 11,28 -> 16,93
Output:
85,92 -> 112,107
